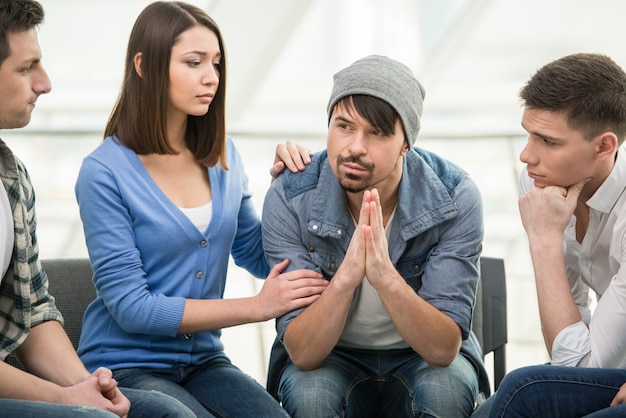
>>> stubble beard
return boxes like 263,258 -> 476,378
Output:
336,155 -> 374,193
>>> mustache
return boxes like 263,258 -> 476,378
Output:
337,155 -> 374,170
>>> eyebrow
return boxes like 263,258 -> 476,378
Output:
333,115 -> 352,123
521,121 -> 562,142
181,51 -> 221,59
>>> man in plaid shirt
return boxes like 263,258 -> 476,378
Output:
0,1 -> 196,417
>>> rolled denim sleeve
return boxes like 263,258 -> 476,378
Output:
262,175 -> 322,339
416,175 -> 484,339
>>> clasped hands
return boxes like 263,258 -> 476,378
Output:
63,367 -> 129,417
340,189 -> 396,290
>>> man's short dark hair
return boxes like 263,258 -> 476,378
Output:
0,0 -> 44,67
334,94 -> 401,139
520,53 -> 626,143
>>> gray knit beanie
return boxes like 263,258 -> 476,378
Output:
327,55 -> 426,147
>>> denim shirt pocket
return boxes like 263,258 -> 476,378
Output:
306,246 -> 344,281
395,251 -> 430,292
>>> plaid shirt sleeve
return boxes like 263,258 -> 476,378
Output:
0,149 -> 63,360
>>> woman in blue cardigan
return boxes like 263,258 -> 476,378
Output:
74,2 -> 326,417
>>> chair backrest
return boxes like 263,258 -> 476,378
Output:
472,256 -> 507,390
43,258 -> 96,349
7,257 -> 508,391
4,258 -> 95,369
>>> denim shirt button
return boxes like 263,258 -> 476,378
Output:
184,333 -> 192,340
196,271 -> 203,279
330,263 -> 337,271
308,246 -> 315,252
413,265 -> 421,273
337,230 -> 342,236
312,224 -> 318,230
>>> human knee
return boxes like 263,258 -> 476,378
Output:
123,387 -> 200,418
279,369 -> 345,417
410,364 -> 477,417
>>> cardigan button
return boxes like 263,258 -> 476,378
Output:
200,240 -> 208,247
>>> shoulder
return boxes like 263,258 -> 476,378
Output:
77,136 -> 133,185
272,150 -> 328,200
407,147 -> 469,193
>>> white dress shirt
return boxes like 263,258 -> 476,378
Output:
519,148 -> 626,368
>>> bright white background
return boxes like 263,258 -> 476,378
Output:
5,0 -> 626,393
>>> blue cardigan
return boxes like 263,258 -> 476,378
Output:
75,136 -> 269,372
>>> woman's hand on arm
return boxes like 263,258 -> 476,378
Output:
179,259 -> 327,333
253,259 -> 327,320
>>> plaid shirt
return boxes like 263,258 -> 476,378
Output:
0,138 -> 62,360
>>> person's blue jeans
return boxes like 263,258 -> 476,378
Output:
470,365 -> 626,418
114,356 -> 289,418
278,347 -> 478,418
0,387 -> 192,418
0,399 -> 117,417
122,387 -> 197,417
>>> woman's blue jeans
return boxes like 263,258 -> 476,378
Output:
113,356 -> 289,418
278,347 -> 479,418
470,365 -> 626,418
0,387 -> 190,418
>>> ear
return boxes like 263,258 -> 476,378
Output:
595,132 -> 618,162
133,52 -> 143,78
401,139 -> 410,155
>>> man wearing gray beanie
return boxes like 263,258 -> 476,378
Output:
263,55 -> 487,417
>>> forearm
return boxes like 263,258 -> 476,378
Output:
377,275 -> 461,366
284,277 -> 355,370
528,235 -> 582,355
15,321 -> 91,387
0,361 -> 69,403
179,297 -> 266,333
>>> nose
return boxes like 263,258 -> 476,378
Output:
347,129 -> 367,155
34,64 -> 52,95
203,64 -> 219,86
519,137 -> 536,165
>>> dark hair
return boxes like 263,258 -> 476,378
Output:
0,0 -> 44,67
520,53 -> 626,144
105,1 -> 228,168
333,95 -> 401,138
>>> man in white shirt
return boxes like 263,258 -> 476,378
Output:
472,53 -> 626,417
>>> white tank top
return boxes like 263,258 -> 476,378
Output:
179,201 -> 212,233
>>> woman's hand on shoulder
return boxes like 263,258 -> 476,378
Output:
270,141 -> 313,180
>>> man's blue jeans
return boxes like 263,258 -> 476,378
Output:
470,365 -> 626,417
0,399 -> 117,417
114,356 -> 289,418
0,387 -> 192,418
278,347 -> 478,418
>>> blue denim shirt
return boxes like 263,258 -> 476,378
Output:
262,147 -> 489,397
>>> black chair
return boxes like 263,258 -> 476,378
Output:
5,258 -> 95,369
6,257 -> 508,395
472,257 -> 508,391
